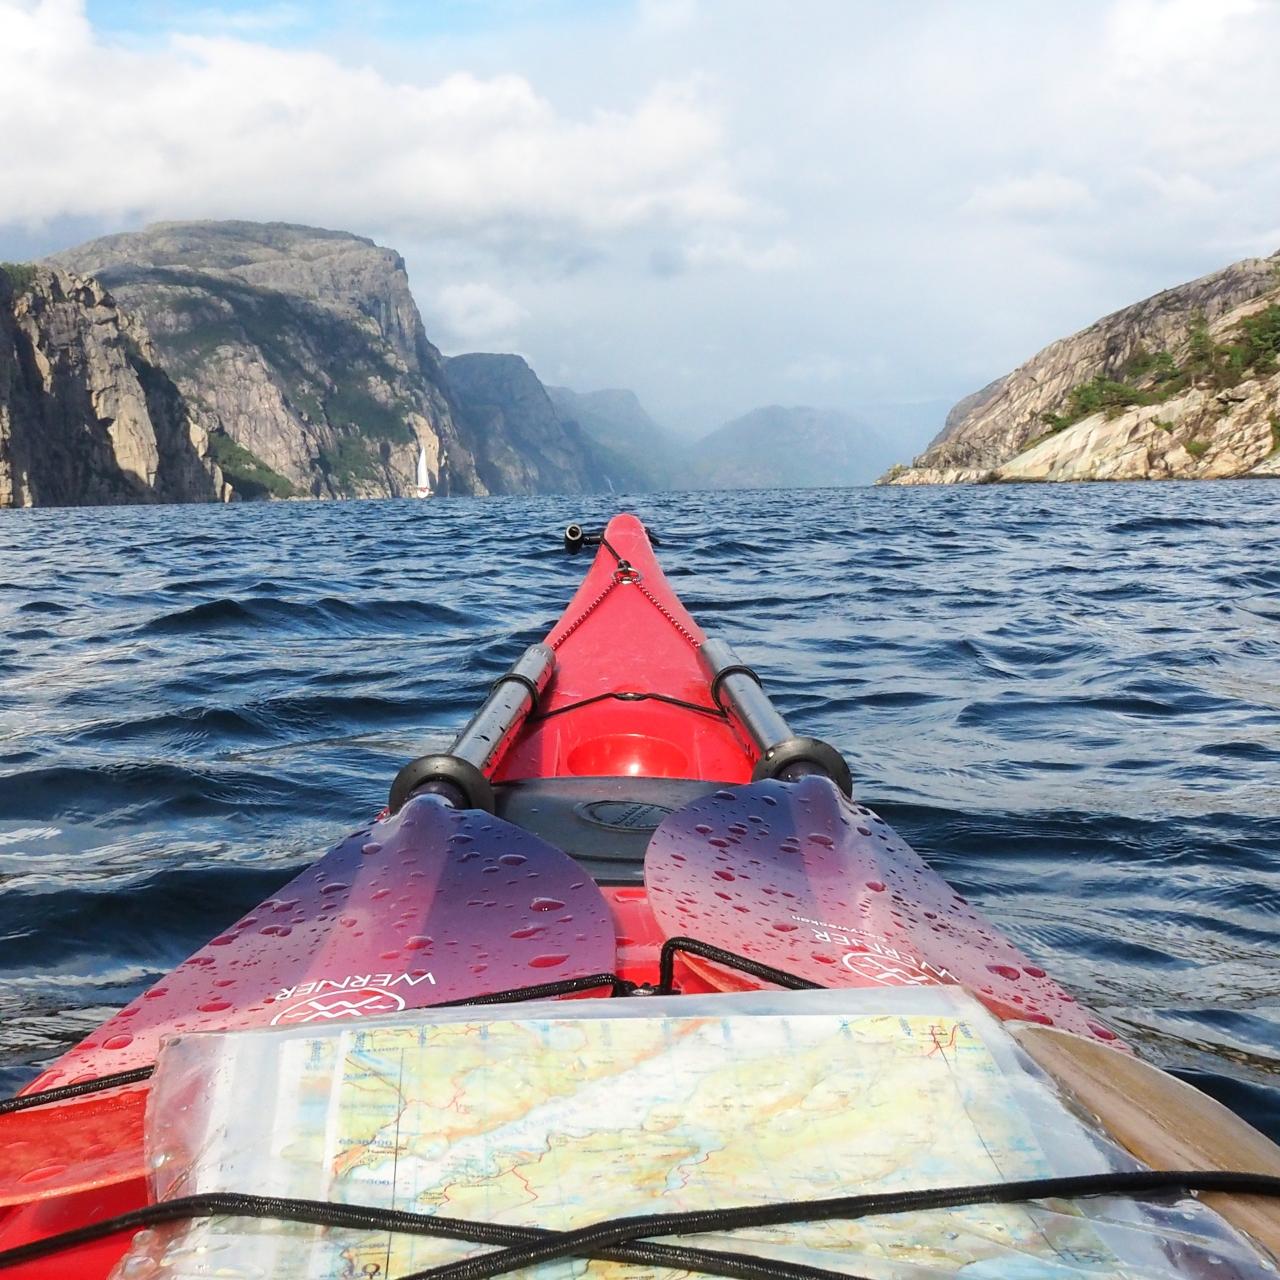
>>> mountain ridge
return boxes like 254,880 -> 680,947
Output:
3,218 -> 918,507
885,249 -> 1280,484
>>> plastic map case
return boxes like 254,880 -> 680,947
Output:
113,988 -> 1276,1279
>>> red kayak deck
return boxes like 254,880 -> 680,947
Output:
0,512 -> 1117,1278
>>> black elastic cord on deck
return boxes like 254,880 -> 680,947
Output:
529,690 -> 727,722
0,1065 -> 155,1116
431,972 -> 635,1007
8,1173 -> 1280,1280
657,936 -> 826,996
405,1170 -> 1280,1280
0,1189 -> 854,1280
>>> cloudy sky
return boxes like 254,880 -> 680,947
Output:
2,0 -> 1279,444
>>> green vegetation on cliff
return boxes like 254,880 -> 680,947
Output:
1040,306 -> 1280,436
0,263 -> 37,296
324,383 -> 413,443
317,434 -> 381,491
208,432 -> 297,499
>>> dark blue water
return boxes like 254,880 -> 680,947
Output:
1,483 -> 1278,1137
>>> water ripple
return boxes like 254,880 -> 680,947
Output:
0,483 -> 1278,1138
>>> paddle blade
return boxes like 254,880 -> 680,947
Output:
1,796 -> 615,1204
644,776 -> 1119,1045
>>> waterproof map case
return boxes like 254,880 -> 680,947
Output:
118,988 -> 1273,1279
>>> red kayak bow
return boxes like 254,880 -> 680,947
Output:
0,513 -> 1123,1278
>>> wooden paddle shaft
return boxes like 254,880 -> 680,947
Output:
1013,1023 -> 1280,1261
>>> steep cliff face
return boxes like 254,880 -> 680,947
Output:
51,222 -> 482,499
886,250 -> 1280,484
0,266 -> 225,508
443,354 -> 613,494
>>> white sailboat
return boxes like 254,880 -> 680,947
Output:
415,444 -> 433,499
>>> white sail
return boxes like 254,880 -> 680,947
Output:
415,445 -> 432,498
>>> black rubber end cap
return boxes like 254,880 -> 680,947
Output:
389,754 -> 495,813
751,736 -> 853,797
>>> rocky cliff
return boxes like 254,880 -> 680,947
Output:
51,222 -> 481,500
885,250 -> 1280,484
443,354 -> 614,494
0,265 -> 225,508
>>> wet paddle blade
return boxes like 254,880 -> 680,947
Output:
643,775 -> 1118,1045
1,796 -> 615,1204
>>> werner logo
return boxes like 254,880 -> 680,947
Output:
791,917 -> 953,988
269,971 -> 436,1026
840,947 -> 953,987
271,987 -> 407,1025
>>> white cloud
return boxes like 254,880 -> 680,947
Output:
0,0 -> 747,238
432,282 -> 528,347
962,172 -> 1096,219
682,232 -> 800,272
1131,169 -> 1220,209
1105,0 -> 1259,78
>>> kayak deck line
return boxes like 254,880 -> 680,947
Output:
3,510 -> 1280,1277
8,1170 -> 1280,1279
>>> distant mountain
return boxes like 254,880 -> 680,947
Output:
687,405 -> 898,489
442,354 -> 614,494
884,248 -> 1280,484
546,385 -> 678,490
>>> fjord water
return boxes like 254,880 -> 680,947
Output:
0,483 -> 1277,1137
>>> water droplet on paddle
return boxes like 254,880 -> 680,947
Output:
103,1033 -> 134,1050
529,953 -> 568,969
531,897 -> 565,911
